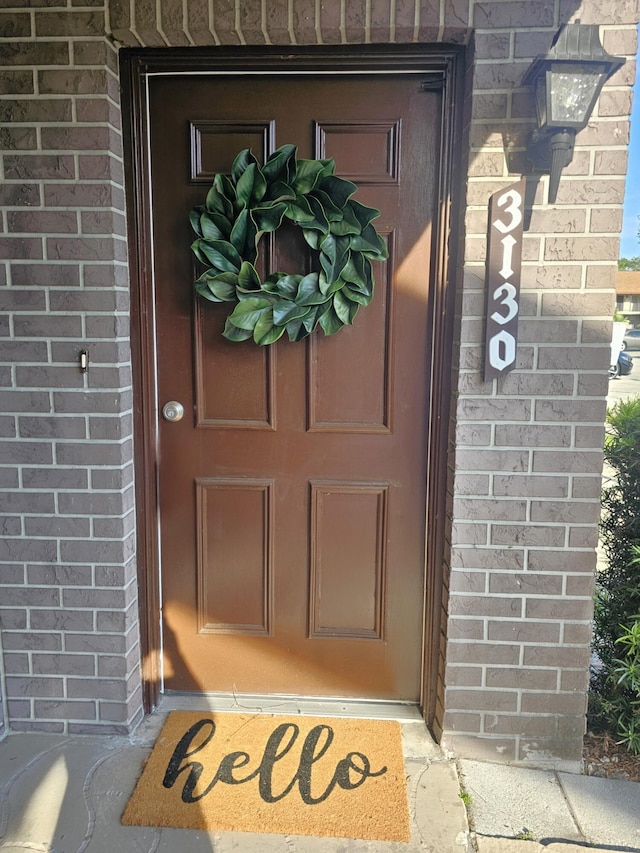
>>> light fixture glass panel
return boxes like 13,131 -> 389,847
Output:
547,61 -> 607,126
534,75 -> 548,127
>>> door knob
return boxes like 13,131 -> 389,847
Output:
162,401 -> 184,422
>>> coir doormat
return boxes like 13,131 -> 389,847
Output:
122,711 -> 410,842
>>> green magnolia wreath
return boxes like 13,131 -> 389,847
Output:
189,144 -> 388,345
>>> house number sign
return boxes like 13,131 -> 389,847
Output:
484,178 -> 525,381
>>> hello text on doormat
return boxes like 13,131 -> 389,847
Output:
121,711 -> 410,841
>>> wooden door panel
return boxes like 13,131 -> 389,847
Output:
308,232 -> 393,432
190,121 -> 274,182
316,121 -> 401,184
196,478 -> 272,635
309,482 -> 388,639
151,73 -> 441,700
194,301 -> 275,428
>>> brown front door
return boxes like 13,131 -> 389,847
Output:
149,71 -> 442,700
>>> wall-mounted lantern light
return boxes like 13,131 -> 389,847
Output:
523,22 -> 625,204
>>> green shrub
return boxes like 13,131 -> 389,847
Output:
592,397 -> 640,752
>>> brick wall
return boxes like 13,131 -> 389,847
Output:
0,0 -> 638,763
443,4 -> 638,767
0,6 -> 142,734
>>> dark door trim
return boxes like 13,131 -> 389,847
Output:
121,44 -> 464,729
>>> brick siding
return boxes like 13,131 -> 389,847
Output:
0,8 -> 142,734
445,1 -> 638,765
0,0 -> 638,764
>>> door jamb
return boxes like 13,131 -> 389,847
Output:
121,44 -> 464,728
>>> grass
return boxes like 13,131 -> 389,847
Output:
458,789 -> 472,807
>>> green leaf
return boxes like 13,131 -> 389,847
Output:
318,270 -> 330,296
253,308 -> 284,345
350,223 -> 388,259
195,271 -> 239,302
234,163 -> 266,208
190,239 -> 208,265
302,305 -> 321,333
333,290 -> 357,325
257,325 -> 285,345
319,234 -> 349,283
273,299 -> 308,325
342,283 -> 370,305
195,280 -> 221,302
319,304 -> 343,335
200,211 -> 231,241
205,184 -> 233,218
348,199 -> 381,230
292,159 -> 326,194
236,163 -> 257,208
316,157 -> 336,181
263,182 -> 296,204
311,190 -> 342,222
229,216 -> 248,257
231,148 -> 259,185
228,296 -> 273,331
238,260 -> 261,291
189,206 -> 204,236
223,317 -> 253,342
304,195 -> 330,234
198,239 -> 242,273
317,175 -> 358,208
296,272 -> 327,306
285,317 -> 304,341
273,274 -> 301,298
262,144 -> 297,185
230,209 -> 249,254
341,251 -> 366,287
252,202 -> 287,233
302,228 -> 321,250
260,273 -> 283,295
326,274 -> 348,296
210,174 -> 237,218
215,173 -> 236,202
362,256 -> 374,295
285,196 -> 315,223
331,202 -> 362,236
345,257 -> 374,298
252,164 -> 267,204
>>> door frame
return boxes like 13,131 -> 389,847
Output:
121,44 -> 464,730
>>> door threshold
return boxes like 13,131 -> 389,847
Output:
158,691 -> 423,721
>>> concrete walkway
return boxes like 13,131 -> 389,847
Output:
459,759 -> 640,853
0,712 -> 637,852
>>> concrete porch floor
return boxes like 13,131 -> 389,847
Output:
0,711 -> 470,853
0,709 -> 637,852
